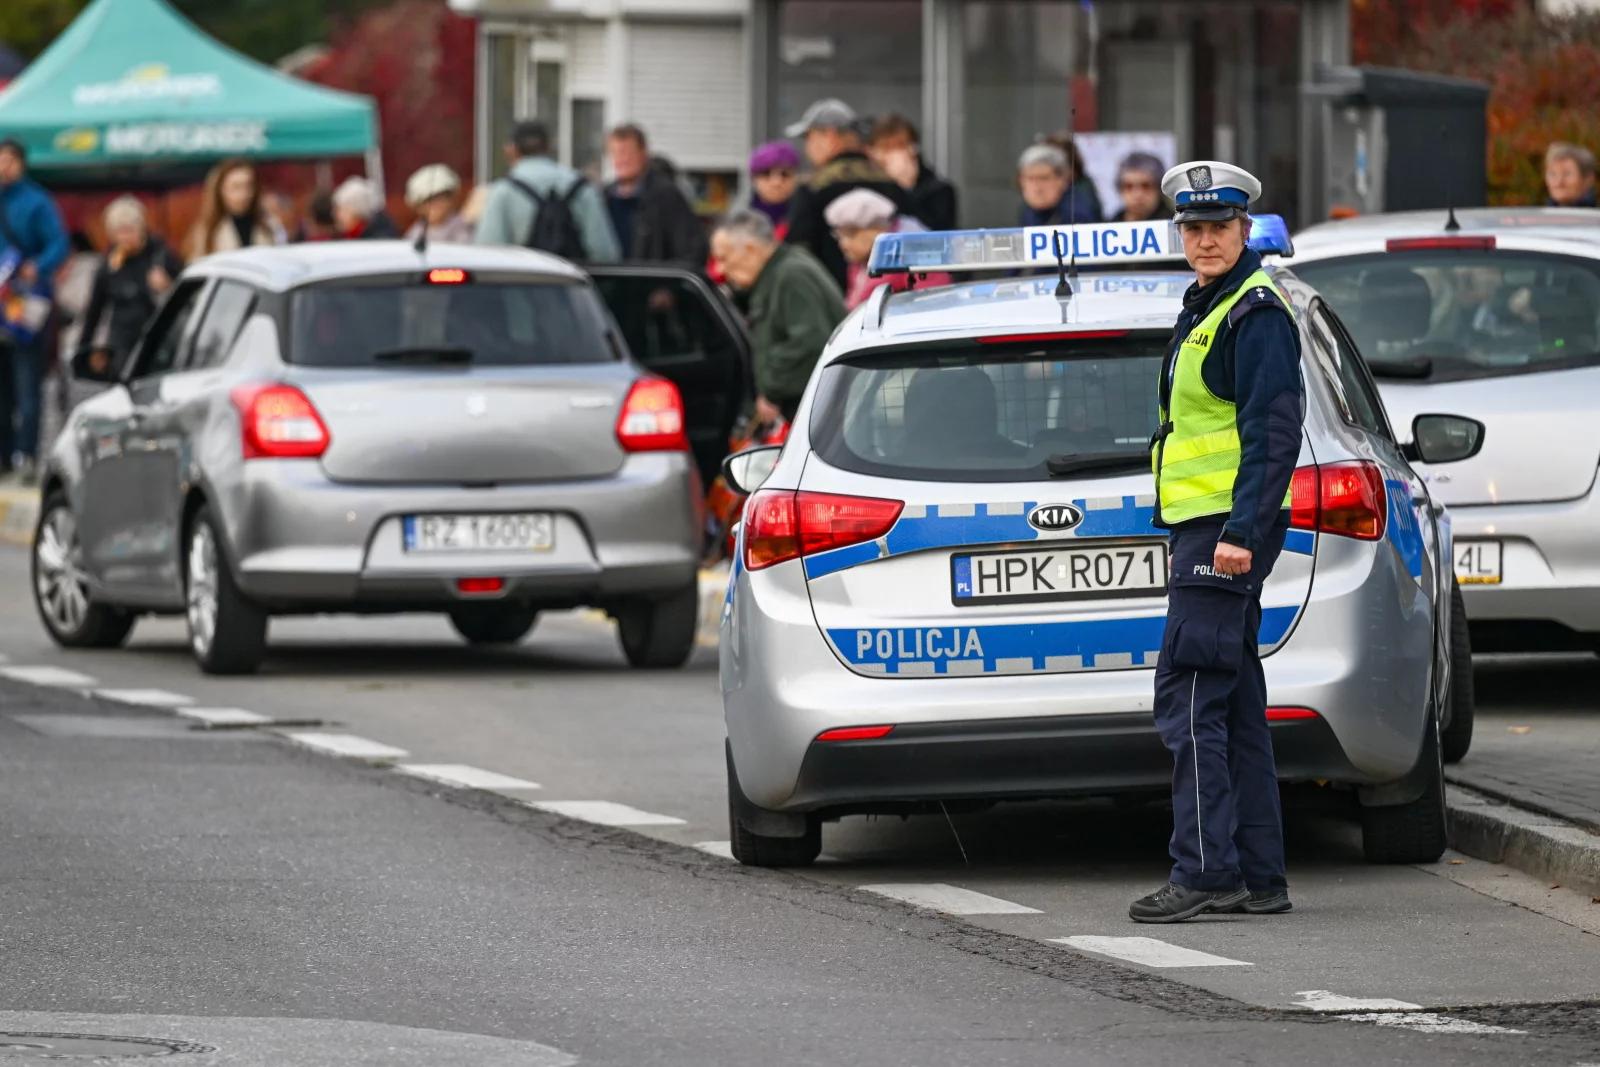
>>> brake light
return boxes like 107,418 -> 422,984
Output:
1266,706 -> 1319,722
743,490 -> 903,571
1385,236 -> 1495,252
456,577 -> 505,595
976,329 -> 1131,344
1288,461 -> 1386,541
816,725 -> 895,742
231,384 -> 330,459
616,378 -> 687,452
427,267 -> 470,284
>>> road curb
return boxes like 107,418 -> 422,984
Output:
1447,783 -> 1600,896
0,486 -> 37,546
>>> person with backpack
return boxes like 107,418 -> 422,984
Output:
475,120 -> 619,263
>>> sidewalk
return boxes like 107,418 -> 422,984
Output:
0,482 -> 37,545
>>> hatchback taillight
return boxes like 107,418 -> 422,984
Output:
231,384 -> 330,459
1289,461 -> 1386,541
616,378 -> 688,452
743,490 -> 904,571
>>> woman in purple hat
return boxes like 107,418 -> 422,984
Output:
711,141 -> 801,284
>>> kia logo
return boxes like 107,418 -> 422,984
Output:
1028,503 -> 1084,532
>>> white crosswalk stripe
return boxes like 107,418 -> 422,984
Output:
0,665 -> 96,688
286,732 -> 409,761
94,688 -> 195,708
176,707 -> 272,727
527,800 -> 685,827
1052,936 -> 1251,968
859,883 -> 1041,915
397,764 -> 542,791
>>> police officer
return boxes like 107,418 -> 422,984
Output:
1131,161 -> 1304,923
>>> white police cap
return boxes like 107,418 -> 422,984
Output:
1161,160 -> 1262,223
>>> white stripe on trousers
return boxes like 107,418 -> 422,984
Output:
1190,670 -> 1204,872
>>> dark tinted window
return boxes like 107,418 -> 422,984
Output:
129,279 -> 204,379
810,338 -> 1163,482
188,280 -> 256,370
289,281 -> 615,367
1294,250 -> 1600,382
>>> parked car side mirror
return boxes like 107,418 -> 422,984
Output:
69,347 -> 120,384
722,445 -> 782,496
1404,414 -> 1485,465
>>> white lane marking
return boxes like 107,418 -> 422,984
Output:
528,800 -> 686,827
693,841 -> 735,860
1339,1012 -> 1524,1036
0,665 -> 97,688
94,688 -> 194,708
860,883 -> 1042,915
176,707 -> 272,727
397,764 -> 541,791
1294,990 -> 1421,1012
286,732 -> 409,761
1054,936 -> 1251,968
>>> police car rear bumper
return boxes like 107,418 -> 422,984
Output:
782,712 -> 1361,815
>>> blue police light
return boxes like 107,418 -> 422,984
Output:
867,214 -> 1294,276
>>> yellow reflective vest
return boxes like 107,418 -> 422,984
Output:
1153,269 -> 1295,525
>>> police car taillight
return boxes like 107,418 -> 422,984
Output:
743,490 -> 903,571
1289,461 -> 1386,542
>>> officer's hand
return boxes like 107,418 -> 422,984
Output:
1214,542 -> 1253,577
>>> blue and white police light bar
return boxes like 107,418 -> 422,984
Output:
867,215 -> 1294,277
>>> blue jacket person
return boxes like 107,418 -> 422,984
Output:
1130,161 -> 1304,923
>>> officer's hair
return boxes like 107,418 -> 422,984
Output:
1545,141 -> 1596,178
714,209 -> 776,247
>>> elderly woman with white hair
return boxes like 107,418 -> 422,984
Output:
332,176 -> 400,240
824,187 -> 953,310
76,195 -> 185,376
403,164 -> 473,243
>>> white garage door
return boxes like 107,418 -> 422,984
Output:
626,21 -> 747,171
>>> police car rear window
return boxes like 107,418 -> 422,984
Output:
809,338 -> 1165,483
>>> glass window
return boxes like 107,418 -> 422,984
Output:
1293,251 -> 1600,384
129,280 -> 204,380
485,33 -> 520,180
187,281 -> 255,370
1307,305 -> 1386,436
810,338 -> 1164,482
289,281 -> 615,368
770,1 -> 921,139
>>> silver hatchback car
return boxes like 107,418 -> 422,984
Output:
33,242 -> 750,674
718,219 -> 1484,869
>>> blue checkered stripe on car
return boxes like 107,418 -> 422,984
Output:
802,495 -> 1314,582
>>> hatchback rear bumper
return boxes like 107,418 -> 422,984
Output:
221,453 -> 702,610
1450,493 -> 1600,640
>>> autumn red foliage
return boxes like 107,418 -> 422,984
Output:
1353,1 -> 1600,204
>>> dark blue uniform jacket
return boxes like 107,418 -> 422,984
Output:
1157,248 -> 1304,552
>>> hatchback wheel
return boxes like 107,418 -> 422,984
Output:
1441,579 -> 1475,764
1360,704 -> 1449,864
449,606 -> 539,645
32,492 -> 135,648
185,505 -> 268,675
615,582 -> 698,669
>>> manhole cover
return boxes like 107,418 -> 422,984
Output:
0,1032 -> 214,1059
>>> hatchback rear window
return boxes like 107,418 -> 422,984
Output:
289,280 -> 615,367
809,337 -> 1165,482
1293,250 -> 1600,382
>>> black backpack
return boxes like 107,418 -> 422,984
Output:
508,176 -> 589,261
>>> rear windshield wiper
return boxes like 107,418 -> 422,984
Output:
371,345 -> 474,365
1368,355 -> 1433,380
1046,450 -> 1149,478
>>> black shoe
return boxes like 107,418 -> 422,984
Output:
1128,882 -> 1249,924
1228,890 -> 1292,914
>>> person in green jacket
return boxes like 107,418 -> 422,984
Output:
711,209 -> 845,423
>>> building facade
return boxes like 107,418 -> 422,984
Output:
451,0 -> 1350,226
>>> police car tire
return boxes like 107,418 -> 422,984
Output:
1359,708 -> 1448,865
1440,580 -> 1475,765
727,745 -> 822,867
32,492 -> 137,649
616,583 -> 698,669
449,606 -> 539,646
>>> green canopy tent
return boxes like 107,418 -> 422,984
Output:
0,0 -> 380,189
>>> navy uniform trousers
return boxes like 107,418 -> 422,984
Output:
1154,514 -> 1290,894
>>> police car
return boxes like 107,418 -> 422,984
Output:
1285,208 -> 1600,658
718,217 -> 1484,868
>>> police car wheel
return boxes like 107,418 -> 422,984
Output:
615,583 -> 698,669
726,744 -> 821,868
1440,579 -> 1475,765
449,606 -> 539,646
1359,705 -> 1449,864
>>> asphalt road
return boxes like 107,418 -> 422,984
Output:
1,543 -> 1598,1062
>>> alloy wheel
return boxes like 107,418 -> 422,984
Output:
34,507 -> 89,636
186,521 -> 220,659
